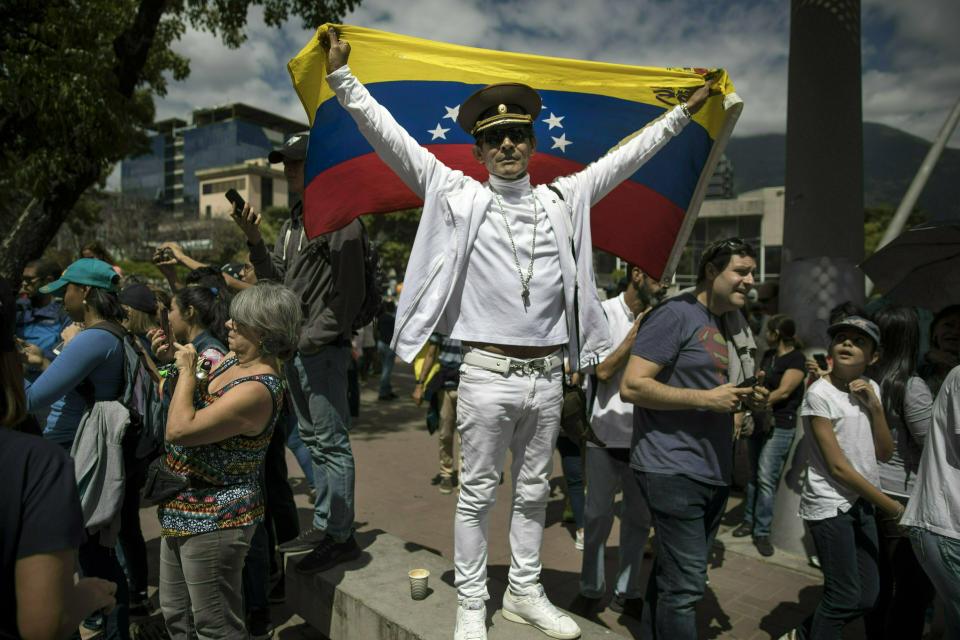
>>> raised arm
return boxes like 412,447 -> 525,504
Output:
164,343 -> 274,447
553,81 -> 713,207
323,28 -> 465,199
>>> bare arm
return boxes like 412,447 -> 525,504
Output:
849,379 -> 895,462
620,355 -> 751,412
165,344 -> 274,446
808,416 -> 903,517
16,551 -> 116,640
767,368 -> 805,405
595,315 -> 642,382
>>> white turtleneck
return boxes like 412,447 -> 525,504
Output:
448,173 -> 568,346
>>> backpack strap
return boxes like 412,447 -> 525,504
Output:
74,322 -> 129,406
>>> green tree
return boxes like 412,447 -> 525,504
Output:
0,0 -> 359,280
361,209 -> 421,277
864,205 -> 927,257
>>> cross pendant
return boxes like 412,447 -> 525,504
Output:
521,286 -> 530,304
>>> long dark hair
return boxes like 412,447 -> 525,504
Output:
174,286 -> 230,347
85,287 -> 126,324
870,305 -> 920,423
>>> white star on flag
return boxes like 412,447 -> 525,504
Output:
551,133 -> 572,152
542,112 -> 564,130
428,123 -> 450,140
443,105 -> 460,121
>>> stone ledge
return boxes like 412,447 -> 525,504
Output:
286,529 -> 624,639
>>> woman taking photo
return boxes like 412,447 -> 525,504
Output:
150,285 -> 230,370
22,258 -> 130,639
734,314 -> 806,557
865,306 -> 935,640
157,282 -> 301,639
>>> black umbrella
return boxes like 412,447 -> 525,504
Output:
860,223 -> 960,309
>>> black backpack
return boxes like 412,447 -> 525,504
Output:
351,218 -> 385,331
80,323 -> 167,461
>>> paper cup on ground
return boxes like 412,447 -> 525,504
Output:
409,568 -> 430,600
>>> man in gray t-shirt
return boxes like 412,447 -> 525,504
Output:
621,238 -> 767,640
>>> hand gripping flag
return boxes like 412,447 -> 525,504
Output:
288,24 -> 742,280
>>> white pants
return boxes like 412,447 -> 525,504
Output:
454,360 -> 564,600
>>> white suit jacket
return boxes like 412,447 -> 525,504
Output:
328,66 -> 691,370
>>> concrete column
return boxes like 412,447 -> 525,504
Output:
771,0 -> 864,558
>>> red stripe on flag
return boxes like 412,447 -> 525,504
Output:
304,146 -> 685,279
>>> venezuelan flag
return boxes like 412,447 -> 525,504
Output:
289,24 -> 742,280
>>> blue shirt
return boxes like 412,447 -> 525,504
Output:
25,327 -> 124,447
630,293 -> 733,486
16,298 -> 71,362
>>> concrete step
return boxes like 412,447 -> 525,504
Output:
286,529 -> 624,640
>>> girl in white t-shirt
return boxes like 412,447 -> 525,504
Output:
790,317 -> 903,640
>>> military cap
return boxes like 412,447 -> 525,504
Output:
457,83 -> 542,137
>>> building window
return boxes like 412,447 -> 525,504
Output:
262,177 -> 273,208
205,205 -> 212,219
200,177 -> 246,195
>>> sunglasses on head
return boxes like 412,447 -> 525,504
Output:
701,237 -> 750,263
477,126 -> 532,147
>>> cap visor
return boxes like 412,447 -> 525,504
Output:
38,278 -> 68,295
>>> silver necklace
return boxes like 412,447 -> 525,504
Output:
493,190 -> 540,304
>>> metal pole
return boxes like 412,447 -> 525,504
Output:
866,97 -> 960,295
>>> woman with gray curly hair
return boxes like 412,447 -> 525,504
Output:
157,282 -> 301,639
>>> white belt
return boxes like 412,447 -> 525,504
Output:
463,349 -> 563,377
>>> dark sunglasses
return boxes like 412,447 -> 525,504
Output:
477,126 -> 532,148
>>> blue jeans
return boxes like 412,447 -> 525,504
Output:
284,408 -> 315,488
797,500 -> 880,640
580,448 -> 650,599
285,346 -> 355,542
743,427 -> 795,537
557,434 -> 584,529
909,527 -> 960,638
635,471 -> 729,640
377,340 -> 395,397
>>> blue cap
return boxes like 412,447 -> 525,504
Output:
827,315 -> 881,347
40,258 -> 120,296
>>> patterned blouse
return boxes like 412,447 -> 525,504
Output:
158,356 -> 283,537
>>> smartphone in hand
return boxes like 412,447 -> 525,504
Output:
159,308 -> 171,346
225,189 -> 246,218
813,354 -> 829,370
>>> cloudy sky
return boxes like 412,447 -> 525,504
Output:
152,0 -> 959,147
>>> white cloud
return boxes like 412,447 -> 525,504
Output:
152,0 -> 958,147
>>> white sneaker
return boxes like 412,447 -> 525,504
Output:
454,598 -> 487,640
574,529 -> 584,551
501,584 -> 581,639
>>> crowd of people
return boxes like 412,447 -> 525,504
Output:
2,26 -> 959,640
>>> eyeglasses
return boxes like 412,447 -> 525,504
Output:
477,126 -> 532,148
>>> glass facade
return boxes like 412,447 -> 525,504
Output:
181,121 -> 276,211
120,135 -> 166,201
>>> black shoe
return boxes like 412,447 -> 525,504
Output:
295,536 -> 362,574
268,577 -> 286,604
753,535 -> 774,557
247,607 -> 274,640
609,594 -> 644,619
732,523 -> 753,538
278,526 -> 326,554
568,594 -> 602,618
